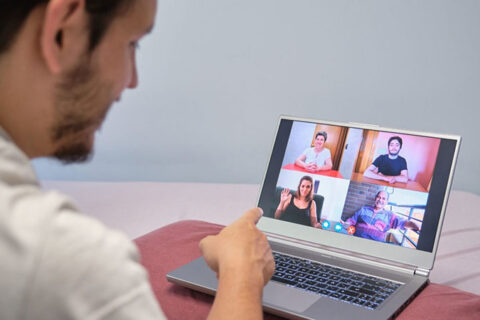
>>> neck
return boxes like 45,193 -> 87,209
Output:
388,154 -> 398,159
0,8 -> 56,158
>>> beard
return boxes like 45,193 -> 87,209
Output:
374,200 -> 385,210
51,57 -> 113,163
388,145 -> 400,156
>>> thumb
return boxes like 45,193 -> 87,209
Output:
199,235 -> 215,254
240,207 -> 264,225
199,235 -> 219,271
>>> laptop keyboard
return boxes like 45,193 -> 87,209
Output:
272,252 -> 401,310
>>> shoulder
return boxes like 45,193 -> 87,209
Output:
379,154 -> 389,160
360,206 -> 373,213
45,209 -> 144,278
0,134 -> 163,319
1,187 -> 160,319
373,154 -> 386,163
0,130 -> 38,186
27,209 -> 161,318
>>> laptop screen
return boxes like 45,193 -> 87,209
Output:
258,118 -> 459,254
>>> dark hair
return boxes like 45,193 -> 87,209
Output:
388,136 -> 403,148
0,0 -> 131,54
315,131 -> 327,141
375,190 -> 389,200
294,176 -> 314,202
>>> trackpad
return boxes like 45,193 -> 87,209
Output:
263,282 -> 320,313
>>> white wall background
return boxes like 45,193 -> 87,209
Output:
33,0 -> 480,195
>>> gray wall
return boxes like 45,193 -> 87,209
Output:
33,0 -> 480,195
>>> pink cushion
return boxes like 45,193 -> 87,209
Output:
134,220 -> 480,319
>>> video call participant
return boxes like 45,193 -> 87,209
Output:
342,191 -> 420,242
274,176 -> 321,228
0,1 -> 274,319
363,136 -> 408,183
295,131 -> 333,172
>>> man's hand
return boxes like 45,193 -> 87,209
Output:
200,208 -> 275,319
404,220 -> 421,231
199,208 -> 275,286
381,175 -> 396,184
386,177 -> 396,183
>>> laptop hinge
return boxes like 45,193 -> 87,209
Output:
414,268 -> 430,277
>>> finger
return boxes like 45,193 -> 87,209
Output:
264,255 -> 275,285
240,207 -> 264,225
199,235 -> 219,271
198,235 -> 214,254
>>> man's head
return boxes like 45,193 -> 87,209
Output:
0,0 -> 132,55
374,190 -> 389,210
0,0 -> 156,162
387,136 -> 403,157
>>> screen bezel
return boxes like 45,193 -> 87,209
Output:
256,116 -> 461,270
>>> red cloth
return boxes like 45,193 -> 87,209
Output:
134,220 -> 480,320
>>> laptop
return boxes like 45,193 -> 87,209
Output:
167,116 -> 461,319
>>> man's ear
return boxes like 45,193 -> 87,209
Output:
41,0 -> 88,74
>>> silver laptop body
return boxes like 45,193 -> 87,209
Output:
167,116 -> 461,319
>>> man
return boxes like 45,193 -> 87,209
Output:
363,136 -> 408,184
0,1 -> 274,319
342,191 -> 420,242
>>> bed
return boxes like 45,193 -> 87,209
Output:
41,181 -> 480,318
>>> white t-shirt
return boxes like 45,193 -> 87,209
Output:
0,127 -> 166,320
302,147 -> 331,167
